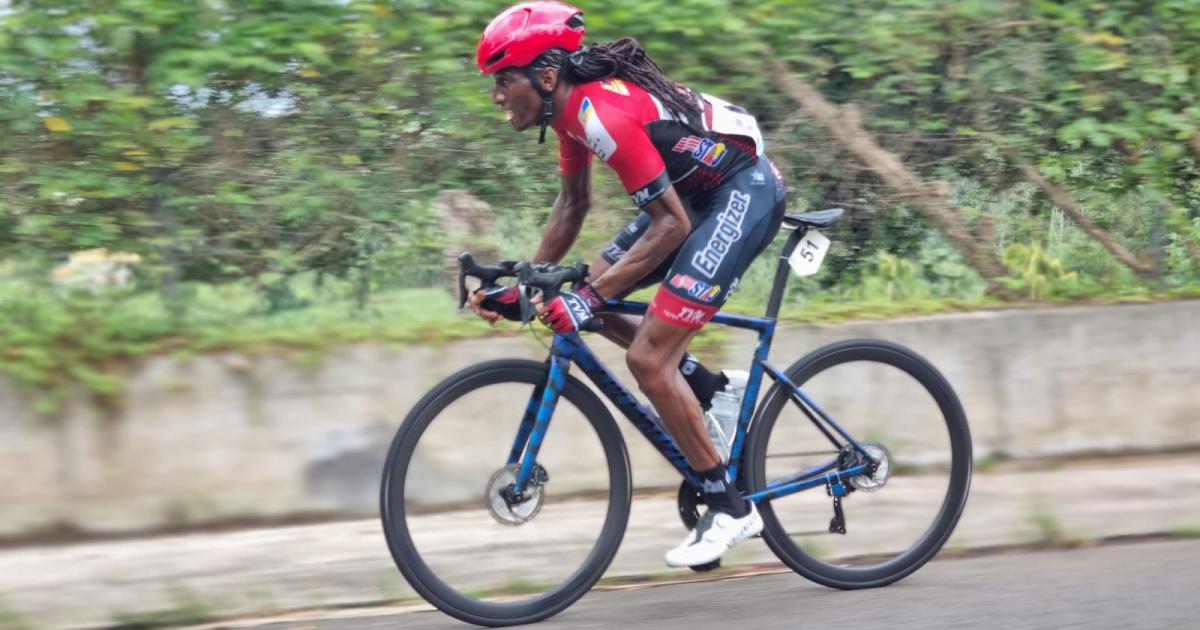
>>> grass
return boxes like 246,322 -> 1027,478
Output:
0,597 -> 39,630
5,258 -> 1200,416
372,570 -> 411,603
1024,501 -> 1071,547
109,584 -> 220,630
1167,523 -> 1200,538
943,531 -> 972,554
974,453 -> 1006,473
797,539 -> 829,558
463,576 -> 557,600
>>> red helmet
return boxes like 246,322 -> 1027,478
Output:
476,1 -> 585,74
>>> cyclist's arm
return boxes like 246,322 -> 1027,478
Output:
590,185 -> 689,300
532,167 -> 592,264
566,92 -> 686,300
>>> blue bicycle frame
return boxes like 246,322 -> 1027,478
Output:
504,223 -> 876,504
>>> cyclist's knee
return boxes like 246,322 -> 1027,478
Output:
627,350 -> 673,395
625,344 -> 652,379
626,321 -> 692,392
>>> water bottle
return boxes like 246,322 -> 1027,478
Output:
705,370 -> 748,461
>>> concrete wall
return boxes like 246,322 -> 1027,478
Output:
2,300 -> 1198,538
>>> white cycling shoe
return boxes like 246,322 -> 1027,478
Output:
664,502 -> 763,567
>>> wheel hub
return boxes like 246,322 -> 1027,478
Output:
485,464 -> 545,526
849,442 -> 892,492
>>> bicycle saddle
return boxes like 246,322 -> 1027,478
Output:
782,208 -> 845,229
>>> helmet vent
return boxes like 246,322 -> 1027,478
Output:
486,49 -> 507,68
566,13 -> 584,29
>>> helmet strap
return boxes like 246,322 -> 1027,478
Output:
538,95 -> 554,144
524,65 -> 561,145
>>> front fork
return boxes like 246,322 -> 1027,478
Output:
505,347 -> 571,500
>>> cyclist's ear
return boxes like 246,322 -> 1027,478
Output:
536,66 -> 560,94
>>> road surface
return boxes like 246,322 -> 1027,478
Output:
240,538 -> 1198,630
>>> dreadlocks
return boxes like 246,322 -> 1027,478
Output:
528,38 -> 702,125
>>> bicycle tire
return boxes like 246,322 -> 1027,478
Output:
744,338 -> 972,590
380,359 -> 632,627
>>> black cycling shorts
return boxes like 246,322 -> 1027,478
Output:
600,157 -> 787,329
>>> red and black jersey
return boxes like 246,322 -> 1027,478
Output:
551,78 -> 763,207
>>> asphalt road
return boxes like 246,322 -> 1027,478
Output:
246,538 -> 1199,630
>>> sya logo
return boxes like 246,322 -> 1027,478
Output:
692,191 -> 751,278
671,135 -> 727,167
669,273 -> 720,302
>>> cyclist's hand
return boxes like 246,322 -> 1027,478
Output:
470,285 -> 522,325
539,284 -> 605,334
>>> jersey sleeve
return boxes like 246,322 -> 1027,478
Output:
556,127 -> 592,174
573,91 -> 671,206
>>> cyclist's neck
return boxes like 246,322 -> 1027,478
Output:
549,82 -> 575,128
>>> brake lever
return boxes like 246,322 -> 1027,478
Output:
457,265 -> 469,309
570,262 -> 590,291
458,252 -> 520,310
517,283 -> 539,325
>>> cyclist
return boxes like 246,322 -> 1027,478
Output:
468,1 -> 786,568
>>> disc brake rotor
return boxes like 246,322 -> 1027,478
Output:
485,463 -> 545,526
849,442 -> 893,492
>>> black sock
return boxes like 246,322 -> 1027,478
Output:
679,353 -> 727,411
696,463 -> 751,518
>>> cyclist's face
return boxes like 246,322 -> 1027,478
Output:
491,69 -> 541,132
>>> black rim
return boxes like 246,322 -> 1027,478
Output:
747,339 -> 972,587
379,360 -> 632,626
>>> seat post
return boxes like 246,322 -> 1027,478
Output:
764,226 -> 806,321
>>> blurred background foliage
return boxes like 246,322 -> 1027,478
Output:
1,0 -> 1199,407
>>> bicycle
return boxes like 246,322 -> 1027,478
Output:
380,207 -> 972,627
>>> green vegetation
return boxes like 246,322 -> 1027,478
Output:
2,1 -> 1199,408
0,597 -> 39,630
1167,523 -> 1200,538
110,584 -> 219,629
1025,501 -> 1072,547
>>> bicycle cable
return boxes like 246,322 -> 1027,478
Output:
518,281 -> 553,353
524,317 -> 552,353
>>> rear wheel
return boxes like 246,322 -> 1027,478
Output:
744,339 -> 972,589
380,359 -> 632,626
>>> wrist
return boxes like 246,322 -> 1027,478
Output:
577,283 -> 606,310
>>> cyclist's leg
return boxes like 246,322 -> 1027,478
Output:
629,313 -> 759,568
637,157 -> 786,566
587,212 -> 670,349
591,212 -> 728,408
626,316 -> 709,464
641,159 -> 786,480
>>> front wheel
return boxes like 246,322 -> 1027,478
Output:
744,338 -> 972,590
380,359 -> 632,626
